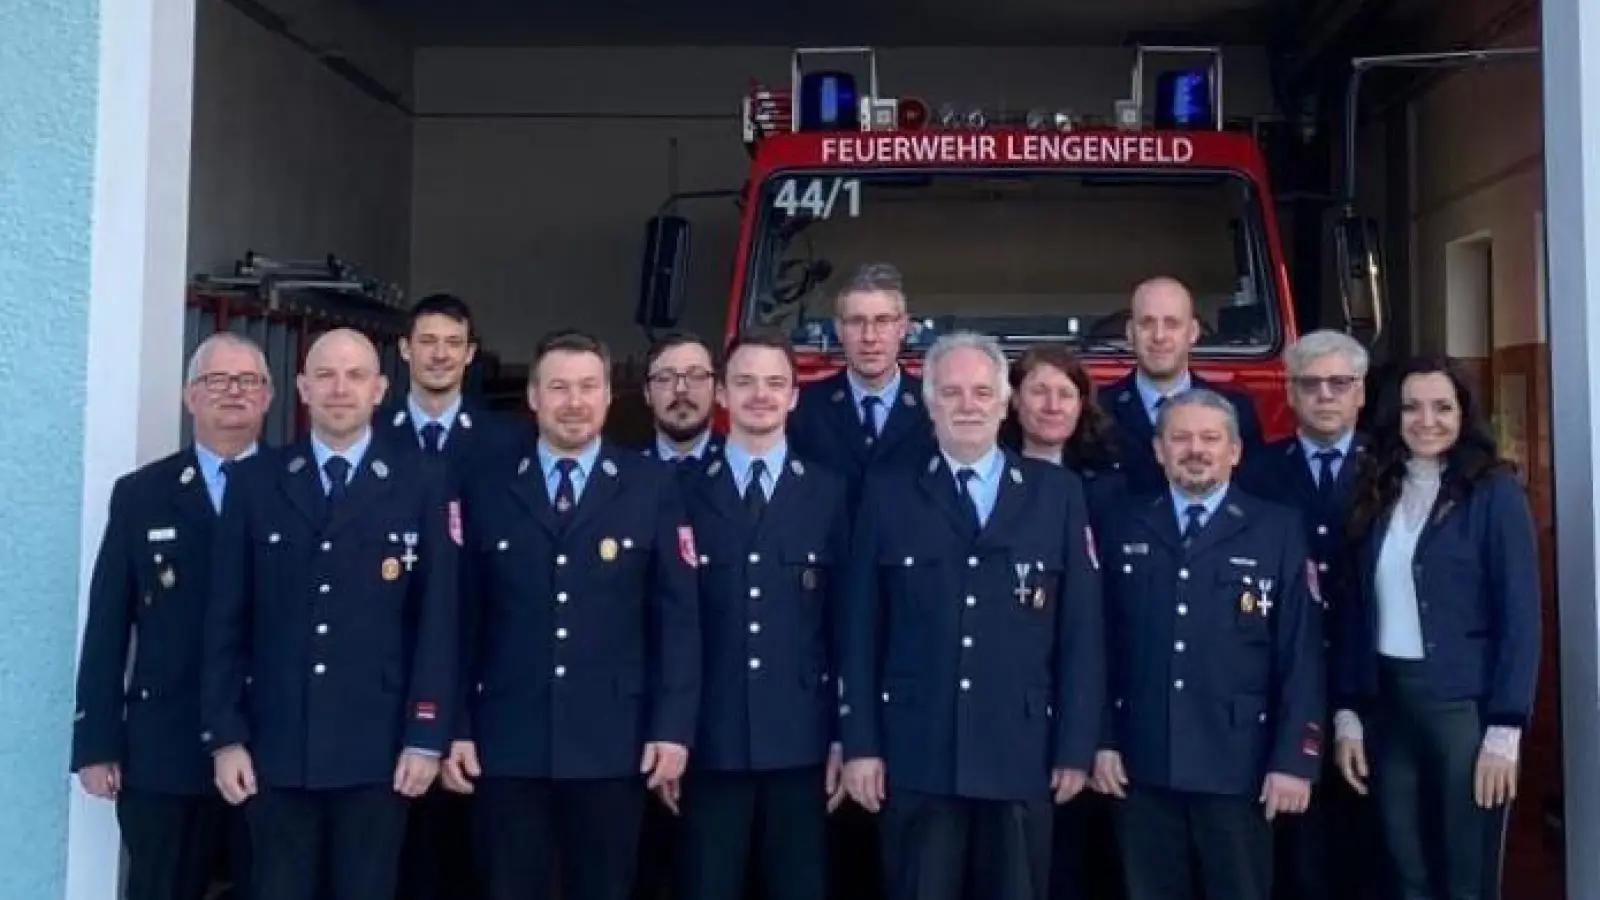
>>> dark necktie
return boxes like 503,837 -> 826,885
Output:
219,459 -> 235,480
323,456 -> 351,506
744,459 -> 769,524
1182,503 -> 1206,544
421,422 -> 445,454
860,396 -> 882,443
956,467 -> 981,531
552,458 -> 578,515
1314,449 -> 1341,499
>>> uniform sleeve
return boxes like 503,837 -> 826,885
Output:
452,477 -> 486,743
71,477 -> 138,771
1483,473 -> 1543,729
201,475 -> 254,754
839,478 -> 886,760
823,478 -> 854,746
1268,514 -> 1328,781
1055,471 -> 1106,771
648,469 -> 701,747
403,463 -> 461,754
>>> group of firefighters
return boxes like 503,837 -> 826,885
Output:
71,263 -> 1540,900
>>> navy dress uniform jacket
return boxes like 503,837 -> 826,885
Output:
789,370 -> 936,503
1239,435 -> 1370,631
201,436 -> 460,790
1100,488 -> 1325,797
1333,468 -> 1542,729
683,450 -> 851,772
378,398 -> 522,491
1097,372 -> 1264,498
456,442 -> 701,780
839,451 -> 1106,801
73,447 -> 274,796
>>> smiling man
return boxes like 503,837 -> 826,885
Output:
202,327 -> 460,900
1094,388 -> 1323,900
839,331 -> 1104,900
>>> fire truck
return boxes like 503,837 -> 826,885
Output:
637,45 -> 1390,442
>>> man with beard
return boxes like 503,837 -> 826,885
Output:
671,331 -> 851,900
1098,277 -> 1264,497
73,332 -> 272,900
642,332 -> 722,465
204,328 -> 459,900
442,329 -> 700,900
790,263 -> 935,504
839,331 -> 1104,900
1237,330 -> 1377,900
383,293 -> 518,900
1092,388 -> 1324,900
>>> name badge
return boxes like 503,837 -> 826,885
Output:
147,527 -> 176,543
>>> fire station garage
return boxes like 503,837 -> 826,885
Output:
3,0 -> 1598,897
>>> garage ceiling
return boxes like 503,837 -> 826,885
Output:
352,0 -> 1284,46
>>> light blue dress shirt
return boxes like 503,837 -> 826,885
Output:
847,368 -> 902,435
311,429 -> 372,494
408,393 -> 462,450
539,438 -> 601,504
194,441 -> 258,513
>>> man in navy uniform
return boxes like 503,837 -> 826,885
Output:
789,262 -> 935,503
641,331 -> 723,464
1092,388 -> 1323,900
1098,277 -> 1264,497
1238,330 -> 1376,900
72,332 -> 273,900
674,331 -> 851,900
839,331 -> 1105,900
203,328 -> 460,900
440,329 -> 700,900
381,293 -> 518,900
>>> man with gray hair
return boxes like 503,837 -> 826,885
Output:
72,331 -> 275,900
789,262 -> 935,503
1238,329 -> 1376,900
1092,387 -> 1324,900
839,331 -> 1104,900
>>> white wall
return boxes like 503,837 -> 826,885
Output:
409,46 -> 1278,364
187,0 -> 413,288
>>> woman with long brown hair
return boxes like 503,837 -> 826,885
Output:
1003,344 -> 1125,527
1332,356 -> 1541,900
1002,344 -> 1124,900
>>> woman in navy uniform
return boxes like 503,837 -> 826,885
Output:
1333,356 -> 1541,900
1000,344 -> 1125,900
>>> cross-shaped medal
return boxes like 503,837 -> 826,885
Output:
401,544 -> 419,573
1257,578 -> 1275,615
1013,564 -> 1032,605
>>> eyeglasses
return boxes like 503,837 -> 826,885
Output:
648,368 -> 715,390
1291,375 -> 1359,396
195,372 -> 267,393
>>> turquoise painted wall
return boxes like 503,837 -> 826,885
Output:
0,0 -> 100,896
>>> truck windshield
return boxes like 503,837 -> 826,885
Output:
742,168 -> 1280,357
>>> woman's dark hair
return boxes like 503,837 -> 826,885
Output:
1348,354 -> 1511,540
1000,344 -> 1119,471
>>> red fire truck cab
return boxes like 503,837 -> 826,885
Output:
638,46 -> 1385,442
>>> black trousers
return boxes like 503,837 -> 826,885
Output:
1370,658 -> 1512,900
1271,744 -> 1382,900
681,766 -> 828,900
634,792 -> 683,900
830,802 -> 886,900
246,785 -> 409,900
1048,791 -> 1123,900
399,783 -> 481,900
1112,786 -> 1272,900
117,787 -> 252,900
473,776 -> 647,900
879,789 -> 1052,900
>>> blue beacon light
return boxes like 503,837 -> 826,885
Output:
1154,69 -> 1213,128
798,71 -> 859,131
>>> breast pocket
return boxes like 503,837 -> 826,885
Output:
373,528 -> 422,593
1221,567 -> 1273,643
784,547 -> 832,598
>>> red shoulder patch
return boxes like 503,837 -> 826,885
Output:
677,526 -> 698,568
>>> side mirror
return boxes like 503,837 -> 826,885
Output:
636,215 -> 693,332
1334,214 -> 1387,345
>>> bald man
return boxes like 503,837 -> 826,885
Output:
202,328 -> 461,900
1098,277 -> 1264,496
